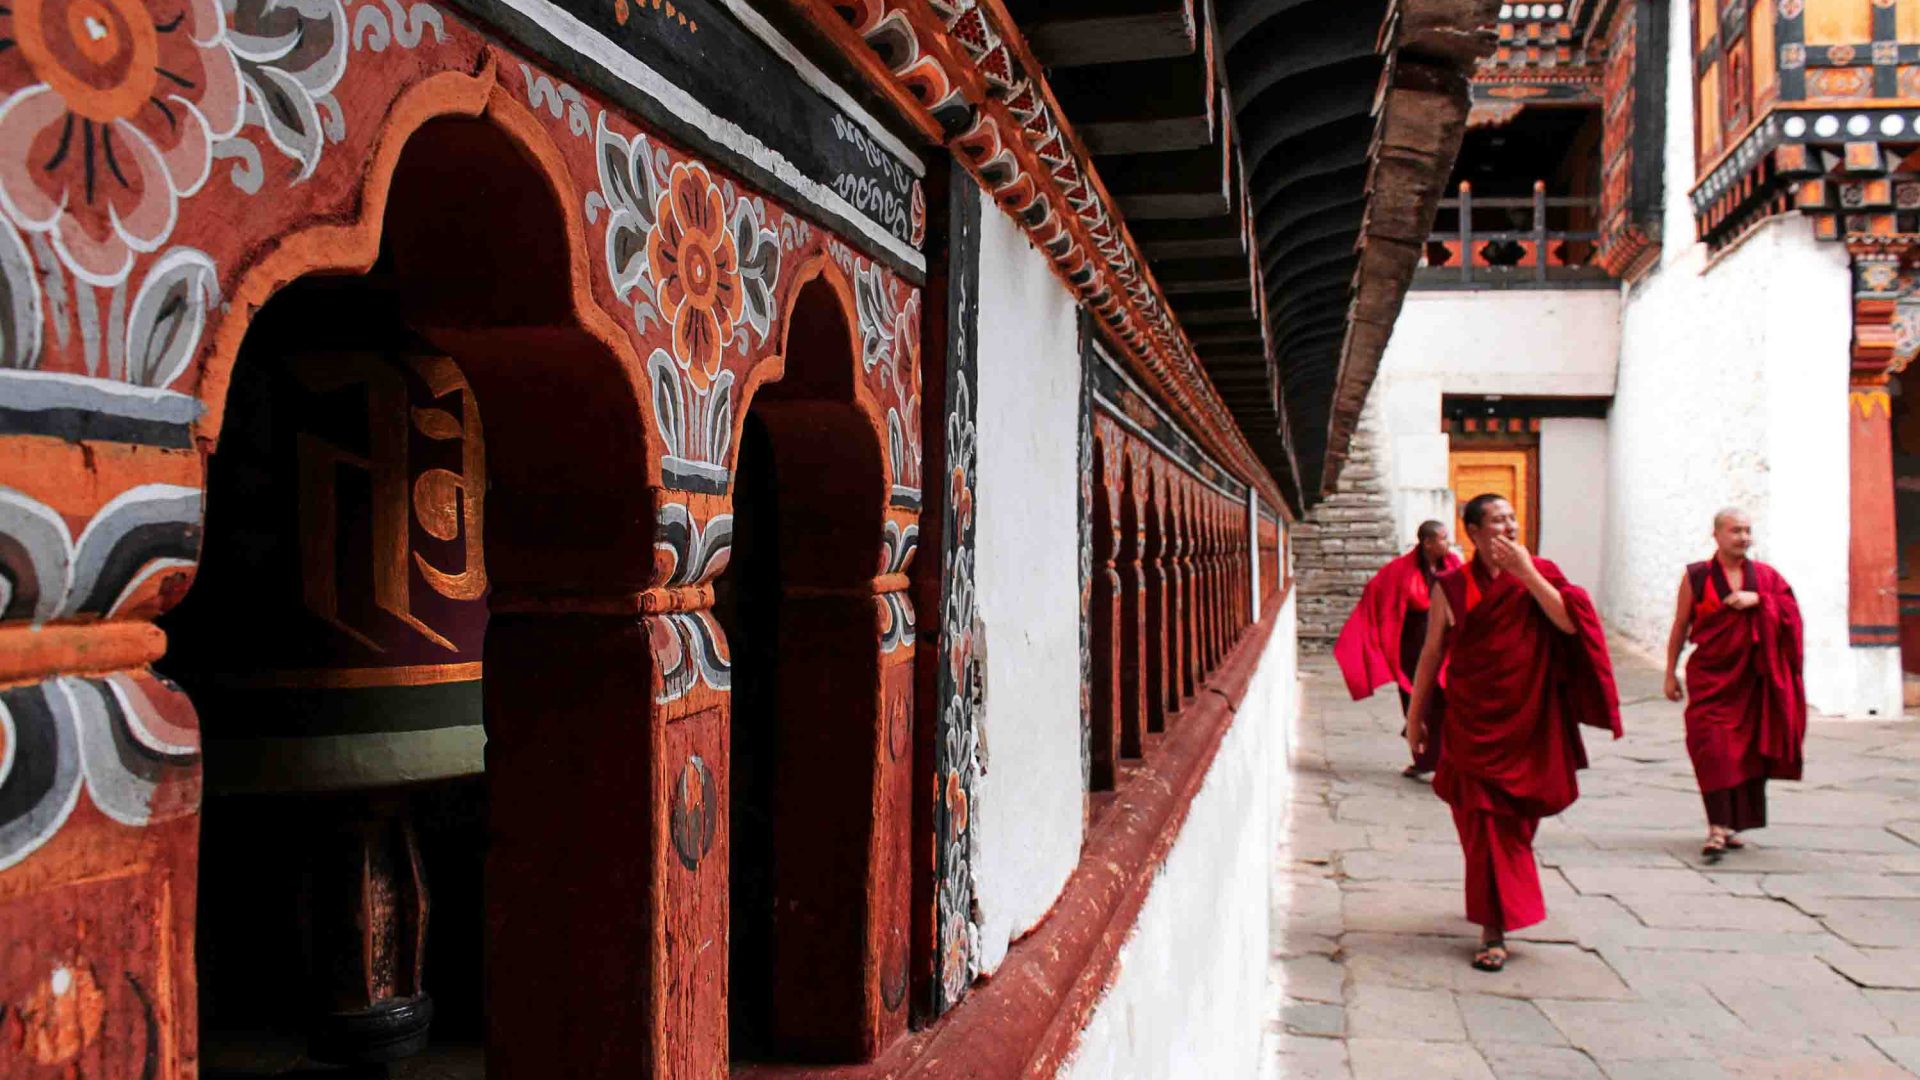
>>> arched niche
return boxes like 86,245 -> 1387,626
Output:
1143,468 -> 1172,734
160,94 -> 671,1078
1118,450 -> 1146,759
721,263 -> 912,1064
1088,435 -> 1121,791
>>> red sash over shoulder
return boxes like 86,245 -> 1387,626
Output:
1333,547 -> 1463,698
1683,559 -> 1807,788
1430,557 -> 1621,819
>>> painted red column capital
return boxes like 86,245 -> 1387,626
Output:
1846,238 -> 1907,649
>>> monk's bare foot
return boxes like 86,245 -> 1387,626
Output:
1723,832 -> 1745,850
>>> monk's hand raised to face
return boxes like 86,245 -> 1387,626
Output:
1725,590 -> 1761,610
1486,535 -> 1535,577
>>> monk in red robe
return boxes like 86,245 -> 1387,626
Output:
1662,508 -> 1806,863
1406,494 -> 1620,972
1334,521 -> 1462,777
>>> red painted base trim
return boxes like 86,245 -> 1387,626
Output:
735,587 -> 1291,1080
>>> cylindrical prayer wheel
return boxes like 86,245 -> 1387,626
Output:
163,338 -> 488,1064
165,346 -> 488,793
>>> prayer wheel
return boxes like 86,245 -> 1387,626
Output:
163,339 -> 488,1064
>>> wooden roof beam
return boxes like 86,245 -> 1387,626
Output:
1102,114 -> 1235,219
1047,23 -> 1216,154
1003,0 -> 1199,68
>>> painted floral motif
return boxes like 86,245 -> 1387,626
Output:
592,112 -> 781,481
224,0 -> 349,180
649,161 -> 742,391
853,261 -> 923,499
0,214 -> 42,368
0,670 -> 200,871
935,438 -> 981,1005
854,260 -> 897,374
1893,293 -> 1920,372
0,0 -> 244,285
1077,368 -> 1093,793
732,194 -> 778,343
0,482 -> 202,623
878,518 -> 917,652
931,262 -> 981,1012
653,502 -> 734,703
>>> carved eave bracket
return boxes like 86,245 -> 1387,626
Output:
786,0 -> 1287,512
1847,235 -> 1916,384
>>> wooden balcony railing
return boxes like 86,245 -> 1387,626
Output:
1415,180 -> 1611,289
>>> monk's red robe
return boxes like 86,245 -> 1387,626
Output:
1335,548 -> 1461,697
1335,548 -> 1463,770
1431,556 -> 1621,932
1683,559 -> 1806,831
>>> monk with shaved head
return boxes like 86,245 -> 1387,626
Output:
1406,494 -> 1620,972
1663,509 -> 1807,862
1334,519 -> 1463,777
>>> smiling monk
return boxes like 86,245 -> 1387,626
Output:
1662,508 -> 1807,863
1406,494 -> 1621,972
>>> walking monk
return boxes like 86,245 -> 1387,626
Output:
1662,508 -> 1806,863
1406,494 -> 1620,972
1334,521 -> 1462,777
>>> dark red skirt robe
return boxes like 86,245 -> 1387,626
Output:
1683,559 -> 1807,831
1429,557 -> 1621,932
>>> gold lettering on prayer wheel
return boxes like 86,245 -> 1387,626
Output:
162,348 -> 488,793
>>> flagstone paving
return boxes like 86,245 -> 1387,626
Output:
1265,650 -> 1920,1080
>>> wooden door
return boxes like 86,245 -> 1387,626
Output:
1450,447 -> 1537,559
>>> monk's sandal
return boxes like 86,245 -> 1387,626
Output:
1472,942 -> 1508,973
1701,834 -> 1727,864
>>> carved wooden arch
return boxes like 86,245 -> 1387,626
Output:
1140,459 -> 1171,734
721,247 -> 918,1062
196,73 -> 656,470
1115,441 -> 1148,759
1087,423 -> 1123,790
169,77 -> 681,1078
736,254 -> 893,507
1197,484 -> 1218,675
0,12 -> 932,1078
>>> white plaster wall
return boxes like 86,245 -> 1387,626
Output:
1604,0 -> 1877,715
1060,595 -> 1298,1080
1386,290 -> 1622,395
1539,417 -> 1609,594
971,190 -> 1088,973
1371,290 -> 1622,549
1377,372 -> 1453,547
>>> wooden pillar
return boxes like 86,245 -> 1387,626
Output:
1168,486 -> 1191,711
1118,457 -> 1149,759
1849,240 -> 1904,650
0,442 -> 203,1080
1206,501 -> 1225,668
1198,500 -> 1214,671
1144,471 -> 1172,733
1089,439 -> 1123,789
1236,511 -> 1251,630
1183,487 -> 1205,691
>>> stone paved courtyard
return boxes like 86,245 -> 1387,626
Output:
1265,649 -> 1920,1080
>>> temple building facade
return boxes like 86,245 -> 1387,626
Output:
0,0 -> 1496,1076
1309,0 -> 1920,720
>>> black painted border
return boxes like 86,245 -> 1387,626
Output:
451,0 -> 928,282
